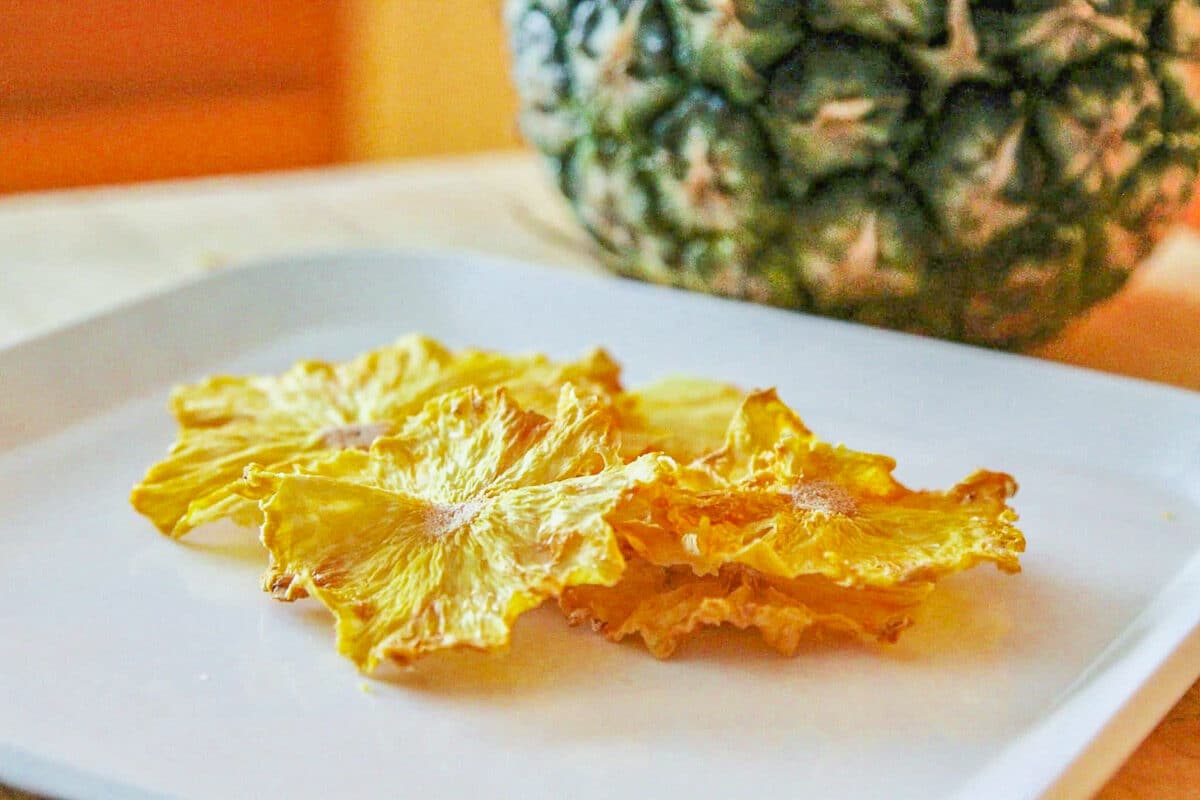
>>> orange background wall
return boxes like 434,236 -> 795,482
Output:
0,0 -> 521,194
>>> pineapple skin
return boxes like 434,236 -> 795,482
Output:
505,0 -> 1200,348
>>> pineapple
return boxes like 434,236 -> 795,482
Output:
505,0 -> 1200,347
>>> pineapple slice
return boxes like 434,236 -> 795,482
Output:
239,386 -> 666,670
615,390 -> 1024,585
562,558 -> 930,658
567,390 -> 1024,656
131,335 -> 622,537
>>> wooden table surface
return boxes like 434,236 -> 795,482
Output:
0,152 -> 1196,799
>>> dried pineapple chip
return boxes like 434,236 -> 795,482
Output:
238,386 -> 666,670
568,390 -> 1023,657
616,377 -> 746,463
562,558 -> 931,658
613,390 -> 1025,587
131,335 -> 622,537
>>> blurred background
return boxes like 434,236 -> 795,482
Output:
4,0 -> 1200,237
0,0 -> 521,194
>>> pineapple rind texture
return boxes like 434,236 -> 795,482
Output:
505,0 -> 1200,348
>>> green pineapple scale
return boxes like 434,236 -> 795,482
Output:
505,0 -> 1200,348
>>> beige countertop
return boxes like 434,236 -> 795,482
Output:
0,151 -> 1197,799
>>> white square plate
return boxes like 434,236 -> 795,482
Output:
2,250 -> 1198,800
